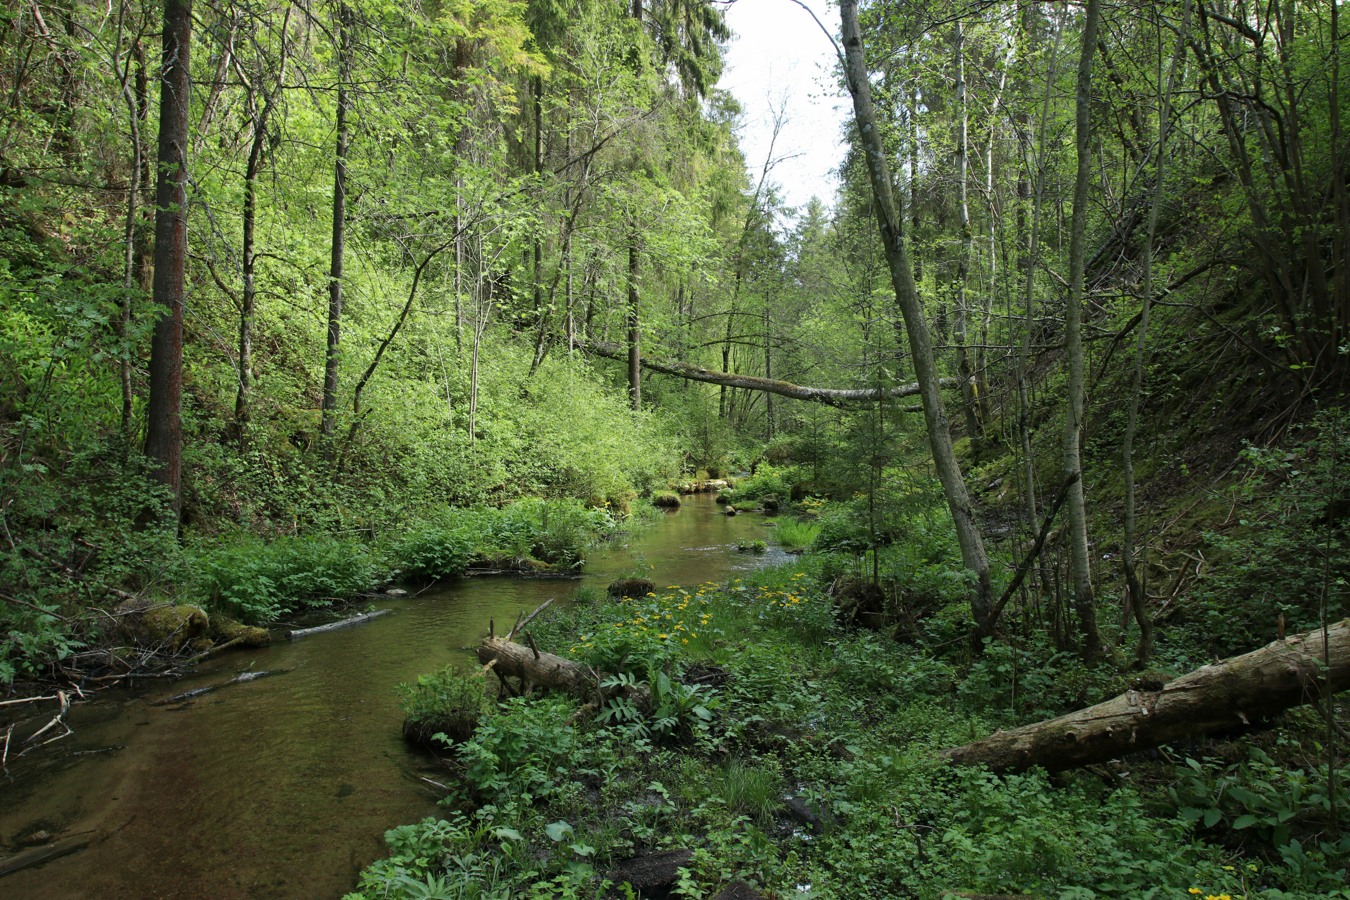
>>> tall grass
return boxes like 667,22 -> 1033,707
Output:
774,517 -> 821,552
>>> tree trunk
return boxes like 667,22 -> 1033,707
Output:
952,20 -> 982,447
236,20 -> 290,448
840,0 -> 994,638
321,2 -> 352,452
1123,0 -> 1191,665
144,0 -> 192,518
1063,0 -> 1104,662
627,235 -> 641,411
942,618 -> 1350,774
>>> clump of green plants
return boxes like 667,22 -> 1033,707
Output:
735,539 -> 767,554
190,534 -> 378,624
650,490 -> 681,508
774,517 -> 820,552
388,516 -> 475,580
356,561 -> 1350,900
388,498 -> 616,580
398,664 -> 492,749
725,463 -> 799,508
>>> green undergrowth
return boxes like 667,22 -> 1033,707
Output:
2,497 -> 623,680
189,498 -> 617,625
352,563 -> 1349,899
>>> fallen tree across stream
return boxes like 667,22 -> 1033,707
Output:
580,339 -> 944,409
941,618 -> 1350,773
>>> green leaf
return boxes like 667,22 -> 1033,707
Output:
1203,808 -> 1222,828
1232,814 -> 1258,829
493,827 -> 524,842
545,821 -> 573,842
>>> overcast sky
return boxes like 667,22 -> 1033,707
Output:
718,0 -> 849,219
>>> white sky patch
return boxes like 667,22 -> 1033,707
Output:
719,0 -> 849,219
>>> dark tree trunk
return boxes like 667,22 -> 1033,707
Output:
321,3 -> 352,452
144,0 -> 192,517
627,236 -> 641,411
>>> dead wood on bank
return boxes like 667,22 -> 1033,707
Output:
942,618 -> 1350,773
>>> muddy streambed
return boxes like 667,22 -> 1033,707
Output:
0,494 -> 790,899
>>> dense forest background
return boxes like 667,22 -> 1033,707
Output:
3,0 -> 1344,669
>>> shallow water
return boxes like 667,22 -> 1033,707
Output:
0,494 -> 788,899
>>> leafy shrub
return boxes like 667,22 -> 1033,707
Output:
1170,746 -> 1350,861
389,515 -> 475,580
726,463 -> 799,507
190,534 -> 378,623
399,665 -> 491,746
458,696 -> 581,804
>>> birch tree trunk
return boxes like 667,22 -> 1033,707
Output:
1063,0 -> 1104,661
840,0 -> 994,637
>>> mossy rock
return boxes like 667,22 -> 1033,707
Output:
116,602 -> 210,651
651,491 -> 682,508
210,614 -> 271,648
608,577 -> 656,599
760,494 -> 780,514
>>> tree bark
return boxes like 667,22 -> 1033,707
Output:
839,0 -> 994,638
942,618 -> 1350,774
236,13 -> 290,448
1063,0 -> 1104,661
580,340 -> 939,408
321,2 -> 352,452
627,235 -> 641,411
144,0 -> 192,517
477,636 -> 647,707
1123,0 -> 1191,664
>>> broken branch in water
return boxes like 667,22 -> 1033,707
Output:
287,608 -> 391,640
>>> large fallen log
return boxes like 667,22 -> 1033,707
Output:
942,618 -> 1350,773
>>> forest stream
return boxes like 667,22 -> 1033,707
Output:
0,494 -> 788,899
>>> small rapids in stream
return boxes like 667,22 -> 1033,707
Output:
0,495 -> 789,899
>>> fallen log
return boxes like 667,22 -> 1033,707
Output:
581,339 -> 945,408
941,618 -> 1350,773
476,636 -> 647,707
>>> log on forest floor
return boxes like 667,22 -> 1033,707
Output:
942,619 -> 1350,774
477,636 -> 648,708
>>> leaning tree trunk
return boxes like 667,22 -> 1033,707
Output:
1062,0 -> 1104,661
840,0 -> 994,638
941,618 -> 1350,774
